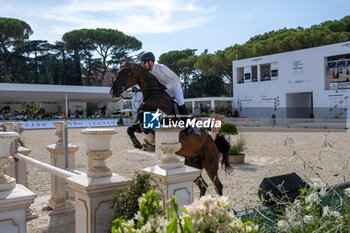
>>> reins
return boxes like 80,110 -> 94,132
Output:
125,86 -> 164,93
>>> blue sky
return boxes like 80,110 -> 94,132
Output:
1,0 -> 350,60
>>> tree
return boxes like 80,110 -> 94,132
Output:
185,73 -> 224,98
63,28 -> 142,86
14,40 -> 50,83
50,41 -> 68,84
194,49 -> 234,96
158,49 -> 199,95
0,17 -> 32,82
62,30 -> 85,85
195,50 -> 232,82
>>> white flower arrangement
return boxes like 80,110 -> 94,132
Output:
276,185 -> 348,233
183,195 -> 236,232
112,191 -> 258,233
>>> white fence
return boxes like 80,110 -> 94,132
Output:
0,122 -> 200,233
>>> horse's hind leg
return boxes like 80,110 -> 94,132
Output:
194,175 -> 208,197
202,151 -> 223,196
127,124 -> 142,149
185,156 -> 207,197
206,168 -> 223,196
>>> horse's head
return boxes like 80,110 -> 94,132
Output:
110,58 -> 138,98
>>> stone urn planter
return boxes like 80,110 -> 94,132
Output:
228,153 -> 246,164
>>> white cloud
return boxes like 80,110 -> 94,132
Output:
0,0 -> 216,42
44,0 -> 216,34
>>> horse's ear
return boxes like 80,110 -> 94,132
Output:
124,56 -> 130,64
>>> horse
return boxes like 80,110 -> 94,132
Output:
110,59 -> 232,196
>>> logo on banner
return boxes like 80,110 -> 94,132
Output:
143,109 -> 161,129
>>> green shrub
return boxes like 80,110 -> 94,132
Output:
233,110 -> 239,118
219,123 -> 238,135
117,118 -> 123,125
230,134 -> 247,155
229,145 -> 240,155
111,172 -> 158,221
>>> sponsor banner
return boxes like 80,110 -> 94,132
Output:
0,119 -> 118,130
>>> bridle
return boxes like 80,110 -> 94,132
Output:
113,62 -> 166,97
114,63 -> 135,94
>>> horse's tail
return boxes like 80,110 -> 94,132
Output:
214,133 -> 233,175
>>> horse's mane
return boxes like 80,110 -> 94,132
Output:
120,61 -> 165,89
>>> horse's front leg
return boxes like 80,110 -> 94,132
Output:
127,123 -> 142,149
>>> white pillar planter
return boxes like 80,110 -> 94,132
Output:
46,121 -> 79,214
143,127 -> 201,207
80,128 -> 116,178
0,132 -> 36,233
0,132 -> 17,191
2,122 -> 29,186
67,128 -> 130,233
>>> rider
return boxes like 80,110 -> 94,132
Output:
140,51 -> 190,117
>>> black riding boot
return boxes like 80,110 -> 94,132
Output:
179,104 -> 190,117
179,104 -> 193,135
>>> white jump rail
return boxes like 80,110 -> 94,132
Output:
14,153 -> 74,179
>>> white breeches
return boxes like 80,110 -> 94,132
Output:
166,83 -> 184,106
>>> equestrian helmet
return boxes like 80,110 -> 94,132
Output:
140,52 -> 155,62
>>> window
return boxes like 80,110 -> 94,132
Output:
327,61 -> 337,69
244,73 -> 251,80
237,67 -> 244,84
252,66 -> 258,82
339,60 -> 346,67
260,64 -> 271,82
271,70 -> 278,77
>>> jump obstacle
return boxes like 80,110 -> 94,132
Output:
0,122 -> 201,233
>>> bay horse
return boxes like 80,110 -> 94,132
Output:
110,59 -> 232,196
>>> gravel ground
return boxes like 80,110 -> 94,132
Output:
21,126 -> 350,232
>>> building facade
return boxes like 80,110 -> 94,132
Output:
232,41 -> 350,119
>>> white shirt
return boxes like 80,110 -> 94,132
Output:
149,63 -> 185,105
150,64 -> 181,90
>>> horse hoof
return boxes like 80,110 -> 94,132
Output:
141,143 -> 155,152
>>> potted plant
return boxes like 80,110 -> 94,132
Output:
218,122 -> 238,136
228,134 -> 247,164
218,122 -> 248,163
